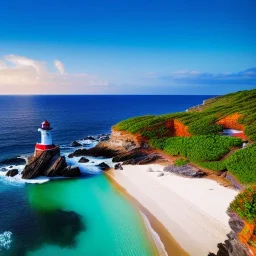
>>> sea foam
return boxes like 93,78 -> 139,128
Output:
0,231 -> 12,251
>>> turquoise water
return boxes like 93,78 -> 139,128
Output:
0,175 -> 158,256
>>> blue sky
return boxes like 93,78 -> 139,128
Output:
0,0 -> 255,94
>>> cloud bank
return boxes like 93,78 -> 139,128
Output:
0,55 -> 108,94
146,68 -> 256,85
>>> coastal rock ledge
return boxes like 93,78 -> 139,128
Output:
22,146 -> 81,179
208,212 -> 250,256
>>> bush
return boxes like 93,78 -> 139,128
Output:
150,135 -> 242,162
229,186 -> 256,224
225,144 -> 256,184
174,158 -> 190,166
195,161 -> 227,172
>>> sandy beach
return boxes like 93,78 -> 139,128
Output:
107,164 -> 238,256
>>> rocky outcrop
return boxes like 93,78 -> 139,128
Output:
97,162 -> 110,171
163,164 -> 206,177
68,143 -> 122,158
112,148 -> 165,165
21,147 -> 81,179
0,157 -> 26,166
114,163 -> 123,170
78,157 -> 89,163
6,169 -> 18,177
208,212 -> 251,256
71,141 -> 82,147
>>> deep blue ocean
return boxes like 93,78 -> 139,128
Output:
0,95 -> 214,256
0,95 -> 213,161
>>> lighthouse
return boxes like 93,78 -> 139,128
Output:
35,120 -> 56,153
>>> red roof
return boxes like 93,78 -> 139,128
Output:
42,120 -> 50,126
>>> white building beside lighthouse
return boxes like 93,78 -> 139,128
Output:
35,120 -> 56,152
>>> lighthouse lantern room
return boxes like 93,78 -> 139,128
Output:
35,120 -> 56,152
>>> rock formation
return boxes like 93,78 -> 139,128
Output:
78,157 -> 89,163
6,169 -> 18,177
71,141 -> 82,147
97,162 -> 110,171
163,164 -> 206,177
0,157 -> 26,166
22,146 -> 81,179
208,212 -> 251,256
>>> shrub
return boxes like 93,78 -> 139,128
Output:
195,161 -> 227,172
174,158 -> 190,166
225,144 -> 256,184
229,186 -> 256,224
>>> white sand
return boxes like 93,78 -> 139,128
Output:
109,164 -> 238,256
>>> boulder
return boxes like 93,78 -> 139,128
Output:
114,163 -> 123,170
69,142 -> 121,158
6,169 -> 18,177
0,157 -> 26,166
78,157 -> 89,163
61,166 -> 81,177
71,141 -> 82,147
163,164 -> 206,178
83,136 -> 96,140
97,162 -> 110,171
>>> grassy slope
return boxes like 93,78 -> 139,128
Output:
113,89 -> 256,185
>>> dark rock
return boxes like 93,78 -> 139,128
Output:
209,213 -> 250,256
0,157 -> 26,166
97,162 -> 110,171
6,169 -> 18,177
78,157 -> 89,163
163,164 -> 206,178
0,167 -> 7,172
114,163 -> 123,170
228,213 -> 244,234
69,142 -> 121,158
71,141 -> 82,147
123,153 -> 163,165
9,166 -> 13,168
44,156 -> 67,177
68,148 -> 88,158
61,166 -> 81,177
113,149 -> 164,165
21,147 -> 80,179
83,136 -> 96,140
112,149 -> 147,162
157,172 -> 164,177
22,147 -> 61,179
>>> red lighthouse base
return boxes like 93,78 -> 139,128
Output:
35,143 -> 56,151
34,144 -> 58,158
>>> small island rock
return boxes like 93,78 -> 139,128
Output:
6,169 -> 18,177
71,141 -> 82,147
78,157 -> 89,163
97,162 -> 110,171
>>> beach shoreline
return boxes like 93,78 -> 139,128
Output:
106,164 -> 238,256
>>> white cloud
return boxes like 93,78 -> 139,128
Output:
54,60 -> 65,74
0,54 -> 108,94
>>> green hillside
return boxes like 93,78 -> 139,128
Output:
113,89 -> 256,185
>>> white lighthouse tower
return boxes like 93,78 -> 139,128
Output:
35,120 -> 56,153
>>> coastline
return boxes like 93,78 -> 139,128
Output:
106,164 -> 238,256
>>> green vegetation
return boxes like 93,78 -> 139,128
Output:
150,135 -> 242,162
225,144 -> 256,184
114,89 -> 256,140
229,186 -> 256,224
113,89 -> 256,185
174,158 -> 190,166
195,160 -> 227,172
